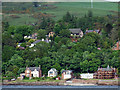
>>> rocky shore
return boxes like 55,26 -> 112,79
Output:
3,81 -> 64,86
2,79 -> 119,86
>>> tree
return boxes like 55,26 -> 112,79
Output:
40,17 -> 47,29
59,29 -> 71,38
88,10 -> 93,17
2,32 -> 16,46
17,68 -> 26,75
63,11 -> 72,22
105,23 -> 113,34
14,25 -> 33,36
14,33 -> 23,42
37,29 -> 47,39
53,23 -> 61,34
33,41 -> 50,58
52,63 -> 61,74
9,54 -> 24,68
2,45 -> 16,62
109,28 -> 118,42
2,21 -> 9,32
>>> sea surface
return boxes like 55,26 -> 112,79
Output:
2,85 -> 119,88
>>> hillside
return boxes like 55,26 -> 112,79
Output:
2,2 -> 118,25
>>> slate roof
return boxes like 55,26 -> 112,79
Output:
98,65 -> 113,71
69,28 -> 82,34
49,68 -> 57,72
32,40 -> 41,44
61,70 -> 73,73
32,39 -> 49,45
85,30 -> 100,34
27,67 -> 41,71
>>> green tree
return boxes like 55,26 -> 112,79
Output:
53,23 -> 61,34
59,29 -> 71,38
2,45 -> 16,62
14,33 -> 23,42
9,54 -> 24,68
88,10 -> 93,17
37,29 -> 47,39
52,63 -> 61,73
63,11 -> 71,22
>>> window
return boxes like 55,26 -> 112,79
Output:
66,72 -> 69,75
26,74 -> 29,77
49,71 -> 53,74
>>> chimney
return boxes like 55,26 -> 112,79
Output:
39,65 -> 42,77
116,41 -> 119,50
39,65 -> 41,69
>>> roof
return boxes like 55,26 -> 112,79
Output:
85,30 -> 100,33
32,39 -> 50,45
26,67 -> 41,71
49,68 -> 57,72
69,28 -> 82,34
98,65 -> 113,71
61,70 -> 73,73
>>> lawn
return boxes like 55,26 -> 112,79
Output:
2,2 -> 118,25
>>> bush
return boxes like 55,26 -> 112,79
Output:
37,77 -> 45,81
3,77 -> 12,80
28,39 -> 35,43
52,76 -> 57,80
24,76 -> 29,80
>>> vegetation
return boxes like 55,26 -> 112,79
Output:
2,2 -> 118,25
2,2 -> 120,79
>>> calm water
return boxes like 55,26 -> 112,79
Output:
2,85 -> 119,88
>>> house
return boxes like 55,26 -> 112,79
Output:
29,39 -> 51,48
49,32 -> 55,37
61,70 -> 73,80
93,65 -> 118,79
48,68 -> 58,77
80,73 -> 93,79
25,66 -> 42,78
112,41 -> 120,50
85,28 -> 101,34
24,33 -> 38,40
69,28 -> 83,42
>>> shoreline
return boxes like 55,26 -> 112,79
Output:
2,79 -> 119,86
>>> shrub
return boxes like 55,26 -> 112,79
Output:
24,76 -> 29,80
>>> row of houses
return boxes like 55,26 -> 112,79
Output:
19,67 -> 73,80
17,28 -> 120,50
18,65 -> 118,80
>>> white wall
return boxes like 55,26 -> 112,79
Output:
64,75 -> 71,79
31,69 -> 39,77
48,69 -> 57,77
80,73 -> 93,79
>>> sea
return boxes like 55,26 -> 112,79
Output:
2,85 -> 119,88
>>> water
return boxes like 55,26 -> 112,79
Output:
2,85 -> 119,88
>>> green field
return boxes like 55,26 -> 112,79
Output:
2,2 -> 118,25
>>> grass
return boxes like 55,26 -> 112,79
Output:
2,2 -> 118,25
9,79 -> 64,83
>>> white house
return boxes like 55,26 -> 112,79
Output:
48,68 -> 58,77
80,73 -> 93,79
61,70 -> 73,80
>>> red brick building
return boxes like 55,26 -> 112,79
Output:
93,65 -> 118,79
